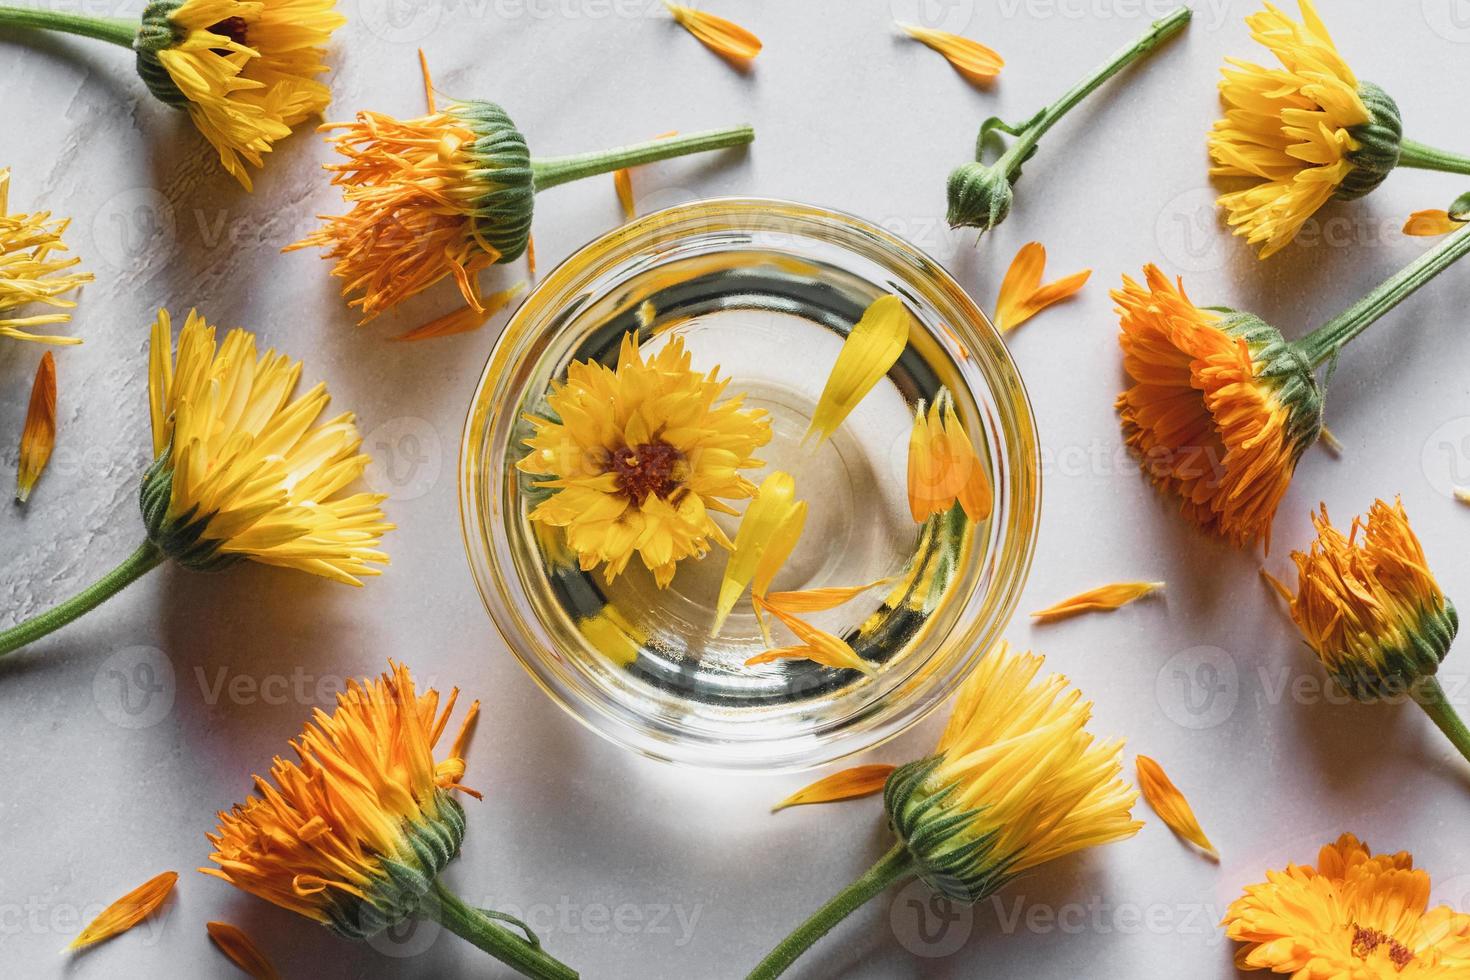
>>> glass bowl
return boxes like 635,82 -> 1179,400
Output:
460,198 -> 1039,771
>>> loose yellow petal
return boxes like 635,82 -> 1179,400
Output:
899,23 -> 1003,83
762,578 -> 891,614
994,242 -> 1091,333
1403,209 -> 1467,237
1456,487 -> 1470,505
207,921 -> 282,980
772,764 -> 897,812
526,234 -> 537,280
713,471 -> 803,636
941,400 -> 992,521
15,350 -> 56,502
907,388 -> 991,522
1031,581 -> 1164,623
805,294 -> 912,445
69,871 -> 178,951
614,131 -> 678,221
666,2 -> 761,60
395,281 -> 528,341
1136,755 -> 1218,859
753,595 -> 875,675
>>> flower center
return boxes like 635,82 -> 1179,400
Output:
1352,924 -> 1413,970
208,16 -> 250,46
603,441 -> 682,503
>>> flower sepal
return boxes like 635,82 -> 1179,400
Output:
1338,81 -> 1403,201
1332,597 -> 1458,703
1215,310 -> 1323,457
883,755 -> 1011,904
454,101 -> 534,262
945,162 -> 1014,232
138,445 -> 242,573
134,0 -> 189,108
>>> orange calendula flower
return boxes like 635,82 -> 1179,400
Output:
1135,755 -> 1217,859
1224,833 -> 1470,977
712,470 -> 804,636
899,23 -> 1003,84
519,333 -> 771,589
993,242 -> 1090,333
772,764 -> 897,813
613,130 -> 678,221
206,921 -> 281,980
806,294 -> 912,446
202,663 -> 578,977
1032,581 -> 1164,624
69,871 -> 178,951
0,168 -> 91,344
15,350 -> 57,503
665,2 -> 761,60
907,387 -> 992,523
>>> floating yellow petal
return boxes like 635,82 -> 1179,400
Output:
994,242 -> 1091,333
750,595 -> 874,675
394,280 -> 528,341
665,2 -> 762,60
1135,755 -> 1218,859
0,168 -> 91,345
907,389 -> 992,523
899,24 -> 1003,84
1032,581 -> 1164,623
68,871 -> 178,951
713,470 -> 802,636
805,295 -> 912,446
1404,210 -> 1467,237
207,921 -> 282,980
772,764 -> 897,812
614,131 -> 678,221
762,578 -> 891,614
15,350 -> 56,503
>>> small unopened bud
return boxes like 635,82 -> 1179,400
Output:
945,162 -> 1013,232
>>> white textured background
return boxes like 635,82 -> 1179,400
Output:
3,0 -> 1470,976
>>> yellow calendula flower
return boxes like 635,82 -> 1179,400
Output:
202,663 -> 578,977
993,242 -> 1090,333
0,168 -> 91,344
1210,1 -> 1470,258
906,387 -> 991,524
518,333 -> 770,589
1134,755 -> 1216,859
69,871 -> 178,951
0,310 -> 391,659
749,641 -> 1139,978
1225,834 -> 1470,977
806,294 -> 912,446
664,2 -> 761,60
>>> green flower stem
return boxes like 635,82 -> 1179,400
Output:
0,541 -> 164,659
1399,139 -> 1470,177
1295,219 -> 1470,368
0,6 -> 138,47
427,880 -> 579,980
1416,676 -> 1470,767
990,6 -> 1191,179
747,842 -> 917,980
530,125 -> 754,192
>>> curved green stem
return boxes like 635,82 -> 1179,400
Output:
0,6 -> 138,47
425,880 -> 578,980
0,541 -> 164,659
1400,139 -> 1470,177
747,842 -> 916,980
993,6 -> 1190,178
530,125 -> 754,192
1295,220 -> 1470,368
1416,676 -> 1470,767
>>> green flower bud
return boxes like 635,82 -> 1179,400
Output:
945,163 -> 1013,232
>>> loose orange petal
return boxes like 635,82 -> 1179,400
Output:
1403,209 -> 1466,237
1031,581 -> 1164,623
1136,755 -> 1218,859
994,242 -> 1091,333
417,48 -> 435,113
714,471 -> 804,636
772,764 -> 897,812
614,131 -> 678,221
1456,487 -> 1470,505
207,921 -> 282,980
753,595 -> 874,675
899,23 -> 1003,83
941,399 -> 992,521
806,294 -> 912,445
16,350 -> 56,502
1260,568 -> 1293,603
395,281 -> 528,341
907,389 -> 991,523
763,578 -> 892,614
526,234 -> 537,280
666,2 -> 761,60
69,871 -> 178,951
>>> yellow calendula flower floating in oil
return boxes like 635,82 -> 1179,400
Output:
1404,191 -> 1470,238
1032,581 -> 1164,624
906,387 -> 991,524
70,871 -> 178,951
664,2 -> 761,60
1224,834 -> 1470,977
0,0 -> 344,190
15,351 -> 57,503
947,8 -> 1190,233
0,310 -> 391,660
1134,755 -> 1217,860
0,168 -> 92,344
898,24 -> 1003,84
993,242 -> 1090,333
1116,221 -> 1470,548
202,663 -> 578,980
1269,498 -> 1470,767
290,96 -> 752,329
1210,0 -> 1470,258
806,295 -> 913,446
748,641 -> 1140,978
518,333 -> 770,589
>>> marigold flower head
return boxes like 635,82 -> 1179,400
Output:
884,641 -> 1140,902
1224,833 -> 1470,977
145,309 -> 391,583
1283,498 -> 1456,701
202,663 -> 479,938
1209,0 -> 1405,257
135,0 -> 345,190
1115,264 -> 1321,548
517,333 -> 770,589
0,168 -> 92,344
